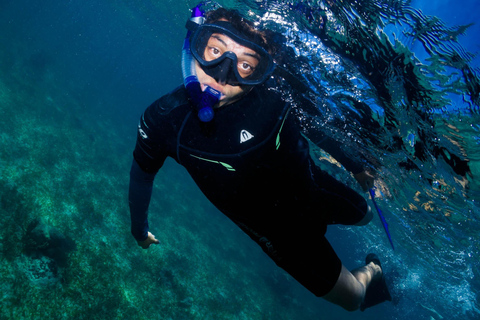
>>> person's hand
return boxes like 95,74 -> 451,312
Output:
353,171 -> 375,192
137,232 -> 160,249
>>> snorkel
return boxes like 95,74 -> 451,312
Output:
369,188 -> 395,250
182,3 -> 221,122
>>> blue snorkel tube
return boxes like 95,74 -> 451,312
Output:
181,3 -> 221,122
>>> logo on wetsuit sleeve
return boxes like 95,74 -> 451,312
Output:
240,130 -> 254,143
138,122 -> 148,139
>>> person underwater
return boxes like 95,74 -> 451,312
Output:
128,5 -> 392,312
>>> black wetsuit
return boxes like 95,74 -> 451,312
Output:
129,84 -> 368,296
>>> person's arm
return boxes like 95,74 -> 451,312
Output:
312,133 -> 363,173
290,93 -> 375,190
313,133 -> 374,191
297,114 -> 374,191
129,98 -> 171,248
128,159 -> 160,248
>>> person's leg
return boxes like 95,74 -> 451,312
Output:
323,261 -> 382,311
308,164 -> 371,226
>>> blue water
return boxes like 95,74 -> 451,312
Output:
0,0 -> 479,319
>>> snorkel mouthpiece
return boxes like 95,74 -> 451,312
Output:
198,87 -> 219,122
185,78 -> 219,122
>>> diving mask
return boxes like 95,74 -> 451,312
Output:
189,21 -> 275,86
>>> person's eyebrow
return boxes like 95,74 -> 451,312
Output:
211,34 -> 227,46
243,52 -> 261,60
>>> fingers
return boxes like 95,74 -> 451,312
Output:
137,232 -> 160,249
141,239 -> 159,249
148,232 -> 160,244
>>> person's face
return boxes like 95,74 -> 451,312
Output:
195,32 -> 260,107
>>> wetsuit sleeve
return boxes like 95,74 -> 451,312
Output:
292,94 -> 365,174
129,96 -> 177,241
129,159 -> 155,241
133,98 -> 175,174
309,133 -> 364,174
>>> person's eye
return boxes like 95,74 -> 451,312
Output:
238,62 -> 255,76
203,46 -> 222,62
209,46 -> 221,57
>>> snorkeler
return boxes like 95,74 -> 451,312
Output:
128,6 -> 392,311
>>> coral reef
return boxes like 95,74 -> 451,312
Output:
19,255 -> 61,287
